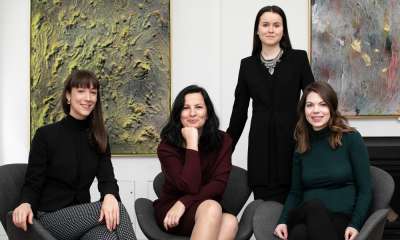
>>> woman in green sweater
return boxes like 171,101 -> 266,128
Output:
274,81 -> 372,240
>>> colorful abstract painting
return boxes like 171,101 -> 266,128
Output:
311,0 -> 400,116
31,0 -> 170,155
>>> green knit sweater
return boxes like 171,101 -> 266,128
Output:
278,128 -> 372,230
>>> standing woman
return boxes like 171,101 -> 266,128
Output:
12,70 -> 137,240
154,85 -> 238,239
227,5 -> 314,203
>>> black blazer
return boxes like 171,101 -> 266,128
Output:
227,49 -> 314,187
20,116 -> 120,213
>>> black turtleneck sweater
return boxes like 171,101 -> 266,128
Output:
20,115 -> 120,214
278,128 -> 372,230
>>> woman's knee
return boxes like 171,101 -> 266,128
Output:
196,200 -> 223,220
221,213 -> 238,233
289,224 -> 307,240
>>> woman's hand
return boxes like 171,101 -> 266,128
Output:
163,200 -> 186,230
181,127 -> 199,151
274,224 -> 288,240
12,203 -> 33,231
345,226 -> 359,240
99,194 -> 120,231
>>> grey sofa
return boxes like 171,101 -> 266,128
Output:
0,164 -> 57,240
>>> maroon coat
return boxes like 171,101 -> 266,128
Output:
153,131 -> 232,233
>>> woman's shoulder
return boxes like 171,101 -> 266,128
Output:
218,130 -> 233,149
157,138 -> 181,155
284,49 -> 308,59
240,55 -> 259,65
343,129 -> 363,141
33,119 -> 64,138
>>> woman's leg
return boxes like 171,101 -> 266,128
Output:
38,201 -> 136,240
217,213 -> 238,240
191,200 -> 223,240
288,224 -> 307,240
80,225 -> 118,240
287,199 -> 346,240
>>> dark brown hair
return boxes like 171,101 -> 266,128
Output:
294,81 -> 355,153
61,70 -> 108,153
160,85 -> 222,152
252,5 -> 292,56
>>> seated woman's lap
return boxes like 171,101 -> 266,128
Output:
155,200 -> 203,236
38,201 -> 135,240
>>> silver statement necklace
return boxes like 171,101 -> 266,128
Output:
260,49 -> 283,75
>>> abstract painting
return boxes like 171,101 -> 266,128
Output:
311,0 -> 400,116
31,0 -> 170,155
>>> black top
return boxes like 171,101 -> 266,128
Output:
278,128 -> 372,230
227,49 -> 314,187
20,115 -> 120,213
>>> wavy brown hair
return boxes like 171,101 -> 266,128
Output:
61,70 -> 108,153
294,81 -> 355,153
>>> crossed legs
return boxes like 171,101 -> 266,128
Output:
191,200 -> 238,240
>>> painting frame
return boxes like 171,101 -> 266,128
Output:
30,0 -> 171,156
310,0 -> 400,118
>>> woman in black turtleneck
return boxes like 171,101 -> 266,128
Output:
12,70 -> 136,240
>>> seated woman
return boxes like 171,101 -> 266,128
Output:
154,85 -> 238,239
274,81 -> 372,240
12,70 -> 136,240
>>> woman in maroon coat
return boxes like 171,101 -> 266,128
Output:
154,85 -> 238,239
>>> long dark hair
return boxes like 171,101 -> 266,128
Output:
161,85 -> 222,152
252,5 -> 292,56
61,70 -> 108,153
294,81 -> 355,153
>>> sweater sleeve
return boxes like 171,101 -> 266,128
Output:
347,131 -> 372,230
97,141 -> 120,201
226,59 -> 250,149
278,152 -> 303,224
178,135 -> 233,209
157,142 -> 202,195
300,50 -> 315,89
20,127 -> 48,213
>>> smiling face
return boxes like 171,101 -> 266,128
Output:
66,86 -> 97,120
257,11 -> 284,48
305,91 -> 331,131
180,92 -> 208,130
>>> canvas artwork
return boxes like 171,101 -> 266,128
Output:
30,0 -> 170,155
311,0 -> 400,116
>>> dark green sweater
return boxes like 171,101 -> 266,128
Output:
278,128 -> 372,230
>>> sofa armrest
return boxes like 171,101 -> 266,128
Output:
6,211 -> 57,240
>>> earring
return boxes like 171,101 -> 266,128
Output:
67,99 -> 70,104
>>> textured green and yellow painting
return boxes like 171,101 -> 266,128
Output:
30,0 -> 170,155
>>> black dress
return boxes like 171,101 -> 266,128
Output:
227,49 -> 314,201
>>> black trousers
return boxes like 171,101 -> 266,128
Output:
252,185 -> 289,204
286,200 -> 351,240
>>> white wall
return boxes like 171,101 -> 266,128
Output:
1,0 -> 399,239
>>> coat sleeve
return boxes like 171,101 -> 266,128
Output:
300,50 -> 315,89
20,127 -> 48,213
278,152 -> 303,224
157,142 -> 202,195
226,59 -> 250,149
347,131 -> 372,230
178,136 -> 233,209
97,141 -> 120,201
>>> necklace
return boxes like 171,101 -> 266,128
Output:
260,49 -> 283,75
